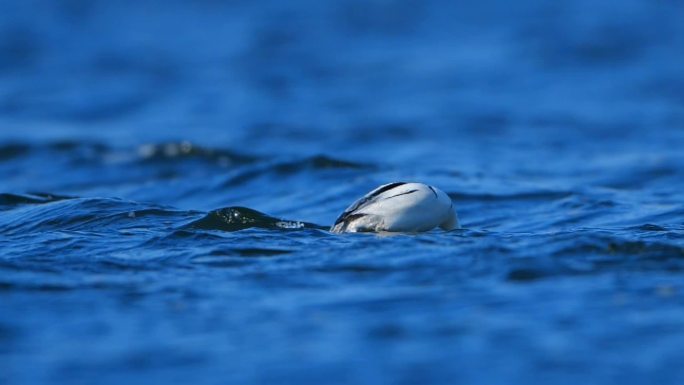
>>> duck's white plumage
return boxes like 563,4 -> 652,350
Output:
331,182 -> 459,233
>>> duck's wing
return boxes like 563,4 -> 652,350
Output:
332,182 -> 408,228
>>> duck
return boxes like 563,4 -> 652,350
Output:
331,182 -> 459,233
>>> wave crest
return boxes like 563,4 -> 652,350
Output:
184,206 -> 325,232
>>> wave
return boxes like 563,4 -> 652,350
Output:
136,141 -> 259,166
0,196 -> 193,235
0,192 -> 74,207
0,141 -> 109,163
501,230 -> 684,282
273,155 -> 370,171
0,140 -> 256,166
0,143 -> 30,161
550,233 -> 684,259
219,155 -> 370,188
449,190 -> 573,202
0,140 -> 369,174
0,192 -> 327,236
184,206 -> 327,232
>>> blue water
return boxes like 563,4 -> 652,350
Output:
2,1 -> 684,384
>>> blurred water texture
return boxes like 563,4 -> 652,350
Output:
1,0 -> 684,384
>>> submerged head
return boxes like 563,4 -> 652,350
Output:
439,204 -> 460,230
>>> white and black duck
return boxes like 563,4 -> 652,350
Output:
331,182 -> 459,233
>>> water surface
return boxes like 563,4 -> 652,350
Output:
1,1 -> 684,384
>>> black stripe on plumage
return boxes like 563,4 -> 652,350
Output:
333,182 -> 406,226
369,182 -> 407,198
385,189 -> 418,200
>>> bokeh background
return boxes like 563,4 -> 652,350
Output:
2,0 -> 682,155
1,1 -> 684,384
